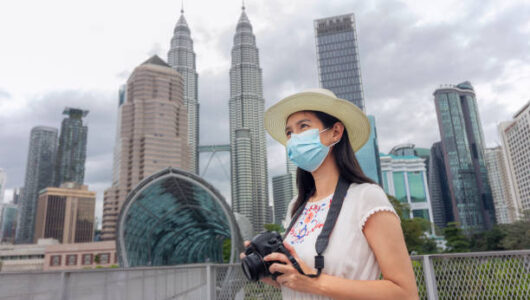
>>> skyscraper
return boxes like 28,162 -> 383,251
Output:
433,81 -> 495,233
314,14 -> 381,184
314,14 -> 364,111
1,203 -> 17,243
102,55 -> 190,240
484,147 -> 518,224
16,126 -> 58,244
0,168 -> 6,203
229,6 -> 269,234
272,173 -> 293,226
54,108 -> 89,186
428,142 -> 454,230
498,101 -> 530,217
168,7 -> 199,174
34,183 -> 95,243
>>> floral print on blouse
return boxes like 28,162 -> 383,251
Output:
286,196 -> 332,245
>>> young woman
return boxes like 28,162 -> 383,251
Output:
243,89 -> 418,299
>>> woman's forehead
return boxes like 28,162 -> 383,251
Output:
286,111 -> 317,124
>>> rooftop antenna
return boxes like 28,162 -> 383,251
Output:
181,0 -> 184,14
242,0 -> 245,10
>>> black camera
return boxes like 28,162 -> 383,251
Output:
241,231 -> 295,281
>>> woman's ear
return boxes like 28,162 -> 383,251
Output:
332,122 -> 345,141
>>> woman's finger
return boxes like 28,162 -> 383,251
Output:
244,240 -> 250,247
269,262 -> 296,275
264,252 -> 290,265
239,252 -> 246,260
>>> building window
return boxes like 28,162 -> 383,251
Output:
66,254 -> 77,266
51,255 -> 62,266
82,254 -> 93,265
98,253 -> 110,264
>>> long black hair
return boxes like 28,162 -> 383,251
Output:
291,111 -> 375,217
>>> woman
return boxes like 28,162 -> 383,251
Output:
243,89 -> 418,299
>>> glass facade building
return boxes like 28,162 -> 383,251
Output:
354,115 -> 382,184
117,168 -> 243,267
315,14 -> 365,111
314,14 -> 381,184
16,126 -> 58,244
54,108 -> 89,186
428,142 -> 454,231
380,153 -> 436,234
1,204 -> 18,243
272,173 -> 293,226
434,82 -> 495,233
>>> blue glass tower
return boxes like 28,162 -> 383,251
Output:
434,82 -> 495,233
314,14 -> 381,183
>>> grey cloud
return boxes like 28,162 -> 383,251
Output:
0,89 -> 10,100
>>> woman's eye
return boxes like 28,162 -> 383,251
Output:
300,124 -> 308,128
286,131 -> 291,137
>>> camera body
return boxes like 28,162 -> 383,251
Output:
241,231 -> 292,281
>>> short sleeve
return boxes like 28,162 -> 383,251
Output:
358,184 -> 400,231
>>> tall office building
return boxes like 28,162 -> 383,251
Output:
380,149 -> 436,234
498,101 -> 530,217
229,6 -> 269,234
314,14 -> 381,183
1,203 -> 18,243
16,126 -> 58,244
102,55 -> 190,240
34,183 -> 95,243
0,168 -> 6,203
286,151 -> 298,198
428,142 -> 454,230
12,188 -> 23,205
272,174 -> 293,226
54,108 -> 89,186
484,147 -> 518,224
314,14 -> 364,111
111,85 -> 126,187
168,8 -> 199,174
434,81 -> 495,233
354,116 -> 382,183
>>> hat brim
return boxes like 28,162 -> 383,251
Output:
264,91 -> 370,152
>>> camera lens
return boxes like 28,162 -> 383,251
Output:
241,252 -> 268,281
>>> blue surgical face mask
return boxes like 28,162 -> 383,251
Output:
286,128 -> 339,172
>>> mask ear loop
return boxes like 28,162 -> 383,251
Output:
320,127 -> 342,148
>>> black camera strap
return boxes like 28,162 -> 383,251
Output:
283,176 -> 350,278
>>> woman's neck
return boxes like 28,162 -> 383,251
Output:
310,153 -> 340,201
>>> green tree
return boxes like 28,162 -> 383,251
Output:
263,223 -> 284,233
443,222 -> 470,253
388,195 -> 438,254
222,239 -> 231,263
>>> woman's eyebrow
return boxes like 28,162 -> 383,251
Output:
285,119 -> 312,132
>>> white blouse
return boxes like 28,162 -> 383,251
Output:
281,183 -> 400,300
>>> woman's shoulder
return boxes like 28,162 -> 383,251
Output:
346,182 -> 385,196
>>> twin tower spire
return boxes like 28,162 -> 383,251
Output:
168,4 -> 268,234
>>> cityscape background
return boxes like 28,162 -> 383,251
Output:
1,0 -> 529,225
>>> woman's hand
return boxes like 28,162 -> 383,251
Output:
264,241 -> 319,294
240,241 -> 280,288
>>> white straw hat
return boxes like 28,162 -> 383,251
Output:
264,88 -> 370,151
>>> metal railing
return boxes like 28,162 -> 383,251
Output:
0,250 -> 528,300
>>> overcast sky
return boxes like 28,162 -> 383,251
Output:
1,0 -> 529,223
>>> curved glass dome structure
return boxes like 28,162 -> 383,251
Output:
117,168 -> 243,267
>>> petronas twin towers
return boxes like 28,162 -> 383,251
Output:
170,6 -> 268,234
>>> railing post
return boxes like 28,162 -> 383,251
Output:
59,271 -> 69,300
422,255 -> 438,300
206,264 -> 217,300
